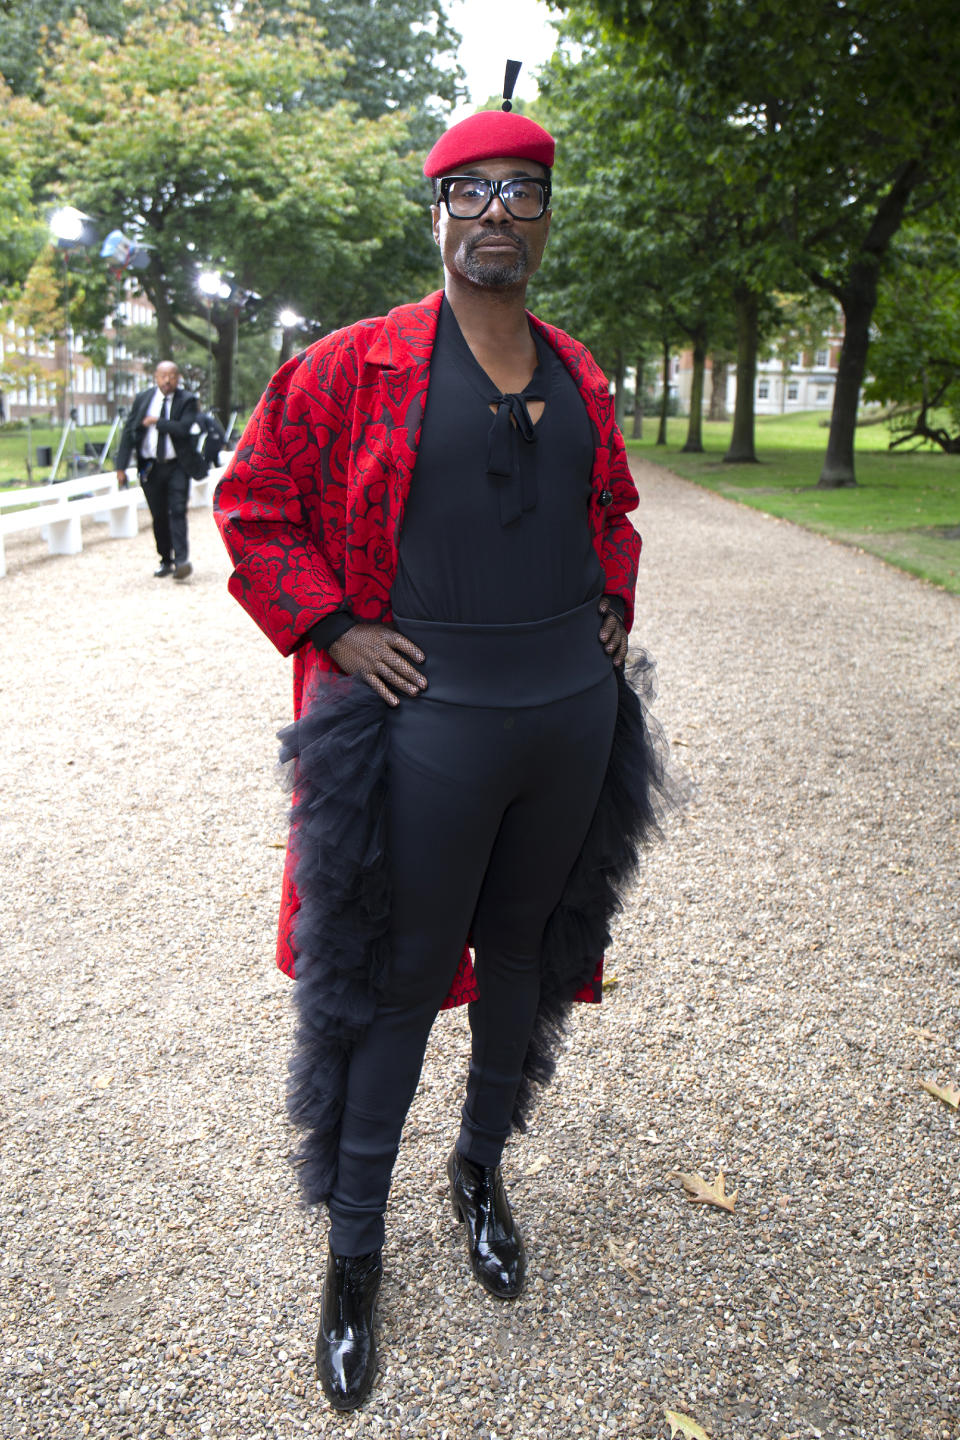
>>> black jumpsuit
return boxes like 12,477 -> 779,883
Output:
326,300 -> 620,1254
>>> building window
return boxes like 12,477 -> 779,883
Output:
815,348 -> 828,367
787,383 -> 798,401
816,387 -> 829,401
758,381 -> 769,399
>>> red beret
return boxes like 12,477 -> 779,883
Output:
423,111 -> 555,178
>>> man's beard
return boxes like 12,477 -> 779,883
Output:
458,233 -> 530,288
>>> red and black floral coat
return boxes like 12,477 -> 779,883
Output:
214,289 -> 641,1003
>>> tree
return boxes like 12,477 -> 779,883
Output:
259,0 -> 462,130
0,83 -> 45,296
865,222 -> 960,454
0,0 -> 128,96
535,19 -> 789,460
561,0 -> 960,486
13,2 -> 432,420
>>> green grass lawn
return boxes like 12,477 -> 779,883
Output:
0,423 -> 116,488
628,411 -> 960,595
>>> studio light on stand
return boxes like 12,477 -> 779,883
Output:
278,308 -> 303,366
98,230 -> 152,463
197,270 -> 221,407
49,206 -> 98,482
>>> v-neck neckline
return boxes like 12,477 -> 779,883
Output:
441,297 -> 546,408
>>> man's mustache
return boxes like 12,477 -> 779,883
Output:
465,233 -> 527,259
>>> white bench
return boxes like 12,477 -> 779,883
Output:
0,464 -> 226,579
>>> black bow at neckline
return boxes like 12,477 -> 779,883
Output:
487,389 -> 543,526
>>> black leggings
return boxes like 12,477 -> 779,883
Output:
327,603 -> 619,1255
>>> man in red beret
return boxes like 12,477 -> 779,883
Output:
215,107 -> 662,1411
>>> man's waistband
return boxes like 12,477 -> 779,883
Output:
391,599 -> 616,708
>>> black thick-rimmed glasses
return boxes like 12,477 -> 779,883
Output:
438,175 -> 552,221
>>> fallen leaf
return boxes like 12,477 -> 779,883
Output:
606,1236 -> 644,1285
267,841 -> 286,849
671,1170 -> 737,1212
602,975 -> 619,992
919,1078 -> 960,1110
524,1155 -> 550,1178
89,1072 -> 114,1090
665,1408 -> 711,1439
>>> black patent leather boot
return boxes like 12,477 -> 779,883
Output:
315,1242 -> 382,1411
447,1148 -> 525,1299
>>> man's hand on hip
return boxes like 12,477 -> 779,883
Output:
598,596 -> 628,667
329,623 -> 428,707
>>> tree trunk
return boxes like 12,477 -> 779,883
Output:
682,328 -> 707,453
613,348 -> 627,429
214,312 -> 237,426
815,157 -> 924,488
279,326 -> 297,366
147,260 -> 173,358
657,337 -> 670,445
155,307 -> 173,361
817,265 -> 876,487
708,356 -> 728,421
724,287 -> 759,463
632,354 -> 643,438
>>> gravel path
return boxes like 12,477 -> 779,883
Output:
1,468 -> 957,1440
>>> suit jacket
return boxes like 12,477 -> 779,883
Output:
116,384 -> 200,472
214,289 -> 642,990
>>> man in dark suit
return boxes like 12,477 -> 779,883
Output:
117,361 -> 200,579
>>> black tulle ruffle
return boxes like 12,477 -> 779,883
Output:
510,653 -> 669,1130
279,656 -> 671,1208
278,678 -> 392,1207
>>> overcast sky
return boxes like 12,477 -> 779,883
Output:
446,0 -> 561,117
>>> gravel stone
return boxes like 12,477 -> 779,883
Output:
0,467 -> 957,1439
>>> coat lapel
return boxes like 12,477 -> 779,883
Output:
528,313 -> 615,546
344,291 -> 443,620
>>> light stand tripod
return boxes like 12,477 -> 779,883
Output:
49,406 -> 124,482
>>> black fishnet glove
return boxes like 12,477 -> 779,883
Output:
328,622 -> 427,707
598,596 -> 628,667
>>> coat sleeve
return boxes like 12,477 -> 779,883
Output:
598,400 -> 642,634
213,345 -> 351,657
115,396 -> 142,470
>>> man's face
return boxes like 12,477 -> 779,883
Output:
432,156 -> 552,291
155,364 -> 179,395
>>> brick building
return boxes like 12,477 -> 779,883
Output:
0,290 -> 154,425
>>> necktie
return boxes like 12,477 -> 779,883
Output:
157,395 -> 170,462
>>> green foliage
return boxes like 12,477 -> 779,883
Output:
533,15 -> 802,456
0,0 -> 130,96
865,222 -> 960,453
551,0 -> 960,482
258,0 -> 463,129
0,84 -> 46,295
4,0 -> 455,417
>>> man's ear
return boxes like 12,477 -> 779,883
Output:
430,204 -> 441,246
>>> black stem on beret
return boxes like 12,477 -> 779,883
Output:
502,59 -> 522,112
